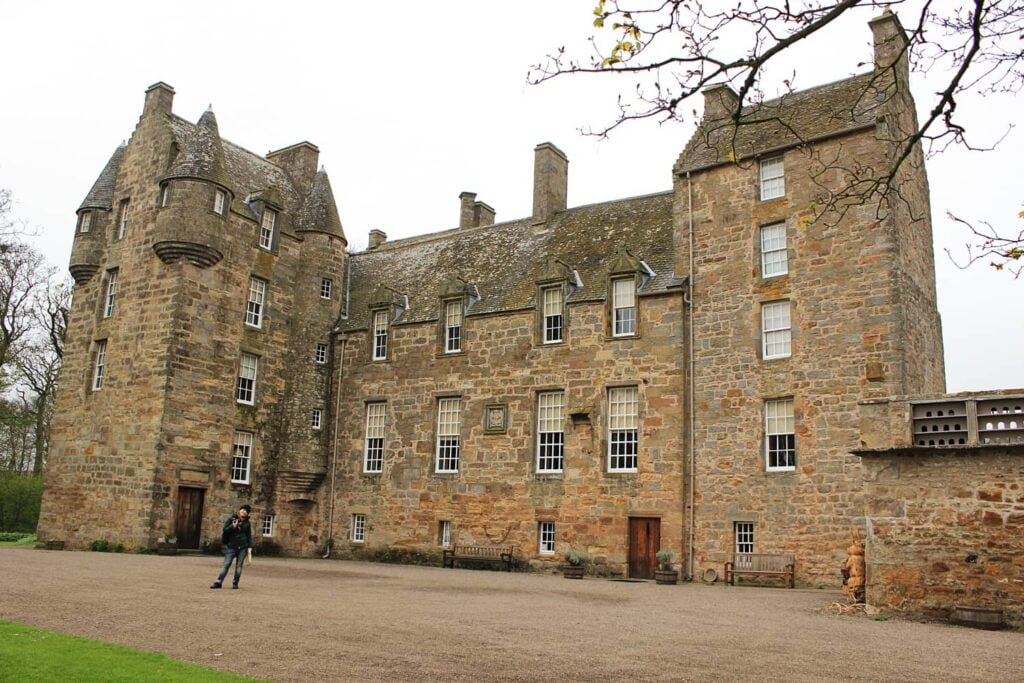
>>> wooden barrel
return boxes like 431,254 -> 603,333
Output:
950,605 -> 1005,630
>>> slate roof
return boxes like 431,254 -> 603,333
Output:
294,168 -> 345,240
675,71 -> 887,174
162,109 -> 234,190
78,144 -> 126,211
339,191 -> 676,332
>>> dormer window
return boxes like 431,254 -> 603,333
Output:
78,211 -> 92,234
372,309 -> 389,361
214,189 -> 227,215
259,208 -> 276,250
541,286 -> 564,344
611,278 -> 636,337
760,157 -> 785,200
444,300 -> 463,353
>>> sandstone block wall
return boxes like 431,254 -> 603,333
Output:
860,446 -> 1024,627
328,294 -> 686,574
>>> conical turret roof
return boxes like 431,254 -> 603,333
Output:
294,167 -> 345,241
162,108 -> 233,190
78,143 -> 126,211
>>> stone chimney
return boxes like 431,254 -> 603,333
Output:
701,83 -> 739,121
459,192 -> 477,228
532,142 -> 568,225
368,229 -> 387,250
870,10 -> 909,82
267,142 -> 320,196
473,201 -> 495,227
144,82 -> 175,118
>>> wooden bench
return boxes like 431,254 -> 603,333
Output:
724,553 -> 795,588
442,544 -> 516,572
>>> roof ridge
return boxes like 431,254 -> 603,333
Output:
742,70 -> 874,113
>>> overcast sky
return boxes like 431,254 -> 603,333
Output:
1,1 -> 1020,392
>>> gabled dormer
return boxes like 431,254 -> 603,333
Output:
608,248 -> 645,339
535,256 -> 575,345
367,284 -> 406,362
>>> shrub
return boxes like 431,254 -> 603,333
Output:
656,549 -> 675,571
89,540 -> 110,552
564,550 -> 588,567
0,531 -> 31,542
0,473 -> 43,533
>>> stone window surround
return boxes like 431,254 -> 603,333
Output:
760,299 -> 793,360
245,275 -> 267,329
370,307 -> 389,362
231,430 -> 254,485
236,351 -> 259,405
764,396 -> 796,472
102,268 -> 119,319
351,513 -> 366,543
538,520 -> 556,555
258,207 -> 277,251
440,297 -> 464,355
759,221 -> 789,279
363,400 -> 387,474
433,394 -> 463,475
605,383 -> 641,473
535,389 -> 566,474
606,274 -> 641,340
536,282 -> 567,345
759,156 -> 785,201
91,339 -> 108,392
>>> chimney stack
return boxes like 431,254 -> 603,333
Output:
267,142 -> 320,196
473,201 -> 495,227
870,10 -> 909,82
701,83 -> 739,121
532,143 -> 568,225
144,82 -> 175,118
368,229 -> 387,250
459,192 -> 477,229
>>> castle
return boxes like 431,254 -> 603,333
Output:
38,12 -> 946,584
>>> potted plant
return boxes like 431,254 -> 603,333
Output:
562,550 -> 587,579
655,549 -> 678,585
156,535 -> 178,556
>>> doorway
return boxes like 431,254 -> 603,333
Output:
174,487 -> 205,550
628,516 -> 660,579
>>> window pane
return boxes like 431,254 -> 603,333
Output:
765,398 -> 796,470
542,287 -> 563,343
613,279 -> 636,336
760,157 -> 785,200
445,300 -> 462,352
762,301 -> 792,358
92,340 -> 107,390
364,402 -> 386,473
735,522 -> 754,555
373,310 -> 388,360
246,277 -> 265,328
537,391 -> 565,472
608,387 -> 639,470
231,431 -> 253,483
760,223 -> 788,277
539,521 -> 555,554
104,270 -> 118,319
259,210 -> 275,249
436,398 -> 461,472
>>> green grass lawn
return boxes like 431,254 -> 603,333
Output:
0,533 -> 36,547
0,621 -> 258,682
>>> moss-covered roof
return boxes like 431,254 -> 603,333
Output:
294,168 -> 346,241
339,191 -> 675,331
675,72 -> 887,174
78,143 -> 126,211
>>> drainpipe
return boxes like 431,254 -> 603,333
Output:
685,171 -> 696,581
322,334 -> 348,558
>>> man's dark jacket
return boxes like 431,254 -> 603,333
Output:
222,515 -> 253,550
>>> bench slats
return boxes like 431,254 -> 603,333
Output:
725,553 -> 795,588
442,544 -> 516,572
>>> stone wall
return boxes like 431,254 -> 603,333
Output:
859,446 -> 1024,627
328,293 -> 686,574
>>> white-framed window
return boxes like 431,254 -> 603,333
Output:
538,521 -> 556,555
236,353 -> 258,405
760,157 -> 785,200
439,520 -> 451,547
262,513 -> 274,537
435,397 -> 461,473
351,514 -> 366,543
117,199 -> 130,240
160,184 -> 169,208
231,431 -> 253,484
444,300 -> 463,353
761,300 -> 792,359
315,343 -> 328,364
259,208 -> 276,251
92,340 -> 107,391
103,268 -> 118,319
760,222 -> 788,277
245,276 -> 266,329
765,398 -> 796,471
536,391 -> 565,473
320,278 -> 333,300
735,521 -> 755,555
542,286 -> 563,343
371,309 -> 388,361
311,409 -> 322,431
608,386 -> 639,472
612,278 -> 636,337
364,402 -> 386,473
214,189 -> 227,215
78,211 -> 92,234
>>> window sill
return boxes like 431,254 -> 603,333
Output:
605,334 -> 640,342
762,354 -> 792,362
361,471 -> 383,476
765,467 -> 797,474
435,351 -> 465,359
532,472 -> 564,481
606,469 -> 638,476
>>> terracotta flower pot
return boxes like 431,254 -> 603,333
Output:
655,570 -> 678,585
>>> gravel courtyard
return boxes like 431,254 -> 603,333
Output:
1,548 -> 1020,682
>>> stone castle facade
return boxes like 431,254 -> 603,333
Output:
38,12 -> 946,584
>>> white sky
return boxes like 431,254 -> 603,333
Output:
1,1 -> 1020,392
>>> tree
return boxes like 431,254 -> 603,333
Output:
530,0 -> 1024,274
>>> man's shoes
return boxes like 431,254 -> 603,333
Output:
231,583 -> 239,589
210,582 -> 222,589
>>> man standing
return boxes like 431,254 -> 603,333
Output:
210,504 -> 253,589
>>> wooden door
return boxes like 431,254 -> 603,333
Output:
628,517 -> 660,579
174,487 -> 205,550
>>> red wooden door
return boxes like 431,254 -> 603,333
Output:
174,487 -> 205,549
628,517 -> 660,579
